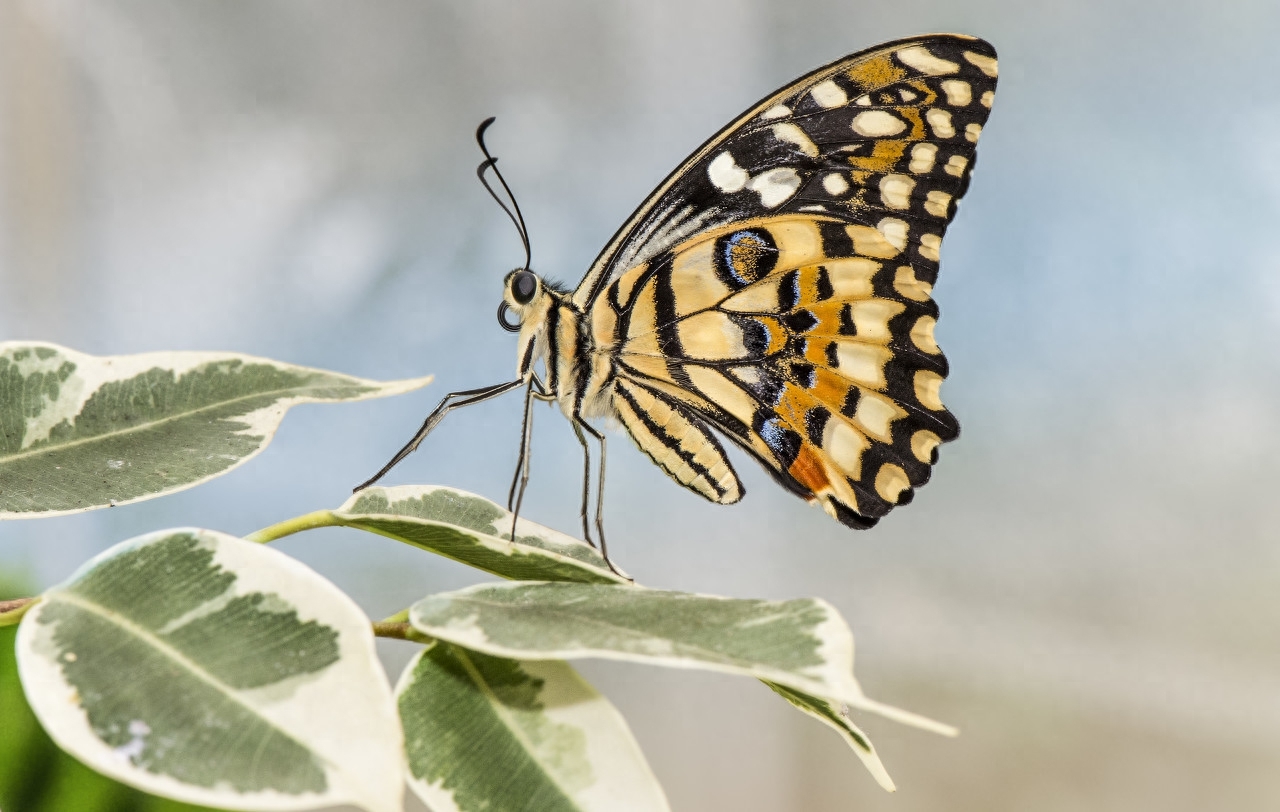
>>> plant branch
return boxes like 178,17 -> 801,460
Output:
0,596 -> 38,627
372,620 -> 433,644
245,510 -> 342,543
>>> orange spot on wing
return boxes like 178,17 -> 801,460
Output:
812,368 -> 851,409
844,54 -> 907,91
789,443 -> 831,496
846,139 -> 907,173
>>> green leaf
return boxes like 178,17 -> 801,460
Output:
332,485 -> 627,584
0,342 -> 431,517
408,582 -> 954,788
397,641 -> 668,812
764,682 -> 895,792
16,528 -> 403,812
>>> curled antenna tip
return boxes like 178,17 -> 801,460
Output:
476,116 -> 497,149
472,117 -> 532,270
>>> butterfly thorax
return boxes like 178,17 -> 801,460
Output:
505,272 -> 618,422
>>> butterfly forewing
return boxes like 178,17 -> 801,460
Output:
574,35 -> 997,307
585,35 -> 997,527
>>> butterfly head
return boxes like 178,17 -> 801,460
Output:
474,118 -> 546,337
497,267 -> 548,333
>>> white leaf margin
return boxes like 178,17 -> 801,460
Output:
16,528 -> 405,812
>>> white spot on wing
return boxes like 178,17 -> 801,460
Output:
940,79 -> 972,106
980,90 -> 995,108
762,104 -> 791,120
963,50 -> 999,77
708,152 -> 749,193
877,218 -> 909,251
898,88 -> 918,102
919,233 -> 942,262
878,174 -> 914,209
826,420 -> 868,476
966,122 -> 983,142
823,173 -> 850,196
944,154 -> 968,177
748,168 -> 802,208
836,343 -> 889,390
909,143 -> 938,174
810,79 -> 848,108
897,45 -> 960,75
771,123 -> 819,157
926,108 -> 955,138
855,392 -> 900,439
924,190 -> 952,218
851,110 -> 906,137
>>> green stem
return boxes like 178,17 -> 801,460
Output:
0,596 -> 38,628
245,510 -> 342,544
372,620 -> 433,644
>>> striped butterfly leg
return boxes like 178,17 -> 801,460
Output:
568,420 -> 596,549
506,374 -> 555,544
571,416 -> 630,580
612,377 -> 745,507
354,378 -> 527,492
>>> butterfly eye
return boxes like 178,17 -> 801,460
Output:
510,270 -> 538,304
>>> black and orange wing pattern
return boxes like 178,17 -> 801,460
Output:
582,35 -> 998,527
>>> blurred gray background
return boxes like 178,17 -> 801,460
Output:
2,0 -> 1279,809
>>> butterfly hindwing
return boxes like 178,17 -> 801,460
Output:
587,35 -> 997,526
612,377 -> 744,505
607,214 -> 955,524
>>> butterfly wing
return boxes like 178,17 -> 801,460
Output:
583,34 -> 998,526
574,34 -> 997,308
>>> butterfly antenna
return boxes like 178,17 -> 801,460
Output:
475,117 -> 532,269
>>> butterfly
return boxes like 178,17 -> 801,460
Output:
357,34 -> 998,573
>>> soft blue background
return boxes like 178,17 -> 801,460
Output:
2,1 -> 1278,809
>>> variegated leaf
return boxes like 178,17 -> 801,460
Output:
408,583 -> 953,753
331,485 -> 627,584
397,641 -> 668,811
0,342 -> 431,517
16,529 -> 403,812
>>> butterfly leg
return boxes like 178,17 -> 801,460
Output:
506,374 -> 554,541
569,420 -> 596,549
353,378 -> 526,492
573,415 -> 627,579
